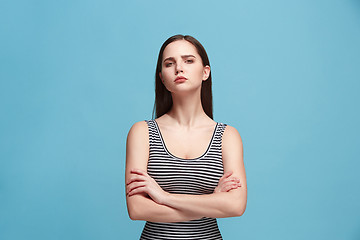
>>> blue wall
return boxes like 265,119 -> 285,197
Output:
1,0 -> 359,239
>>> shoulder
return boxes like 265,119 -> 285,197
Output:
222,124 -> 242,140
222,124 -> 243,151
126,120 -> 149,143
128,120 -> 149,134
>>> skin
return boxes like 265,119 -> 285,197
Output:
125,40 -> 247,222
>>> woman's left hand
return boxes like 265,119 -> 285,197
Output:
126,169 -> 169,205
214,171 -> 241,193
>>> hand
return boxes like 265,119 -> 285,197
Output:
126,169 -> 169,205
214,171 -> 241,193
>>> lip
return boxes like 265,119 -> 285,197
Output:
174,76 -> 187,82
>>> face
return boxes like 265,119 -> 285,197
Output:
159,40 -> 210,94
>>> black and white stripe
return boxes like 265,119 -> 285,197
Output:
139,119 -> 227,240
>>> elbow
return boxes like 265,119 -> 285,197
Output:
234,204 -> 246,217
127,202 -> 142,221
128,207 -> 144,221
225,202 -> 246,217
127,194 -> 154,221
128,209 -> 138,221
234,196 -> 247,217
226,191 -> 247,217
220,201 -> 246,218
233,194 -> 247,217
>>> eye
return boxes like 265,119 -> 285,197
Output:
185,59 -> 194,63
165,62 -> 173,67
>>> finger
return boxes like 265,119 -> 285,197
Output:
220,179 -> 237,187
218,171 -> 233,184
131,169 -> 152,179
127,181 -> 147,194
222,177 -> 240,184
224,185 -> 236,192
126,175 -> 147,185
224,183 -> 241,192
222,181 -> 242,191
223,171 -> 233,179
130,169 -> 147,175
128,186 -> 147,196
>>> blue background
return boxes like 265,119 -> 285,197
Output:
1,0 -> 360,239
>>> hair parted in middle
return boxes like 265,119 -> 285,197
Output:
152,34 -> 213,120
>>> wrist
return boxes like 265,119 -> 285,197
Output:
160,191 -> 172,206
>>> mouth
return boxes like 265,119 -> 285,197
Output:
174,76 -> 187,82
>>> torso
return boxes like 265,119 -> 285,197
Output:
140,119 -> 227,239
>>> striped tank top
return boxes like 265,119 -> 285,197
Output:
140,119 -> 227,240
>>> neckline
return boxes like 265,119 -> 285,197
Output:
153,119 -> 218,161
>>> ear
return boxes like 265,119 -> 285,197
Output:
202,65 -> 211,81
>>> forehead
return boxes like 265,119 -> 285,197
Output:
162,40 -> 199,59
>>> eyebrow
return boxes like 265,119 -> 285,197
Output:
163,55 -> 196,63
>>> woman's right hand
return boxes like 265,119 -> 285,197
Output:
214,171 -> 241,193
126,169 -> 169,205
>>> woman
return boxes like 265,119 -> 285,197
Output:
125,34 -> 247,240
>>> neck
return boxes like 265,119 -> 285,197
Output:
167,89 -> 208,128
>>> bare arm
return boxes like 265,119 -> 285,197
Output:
127,194 -> 202,222
125,121 -> 203,222
128,124 -> 247,219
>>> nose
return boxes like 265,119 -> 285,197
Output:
175,62 -> 183,74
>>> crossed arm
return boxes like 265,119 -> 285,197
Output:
125,121 -> 247,222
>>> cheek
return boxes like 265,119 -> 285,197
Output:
160,73 -> 171,87
161,70 -> 173,81
193,66 -> 205,78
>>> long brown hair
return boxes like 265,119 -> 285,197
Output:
151,34 -> 213,119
